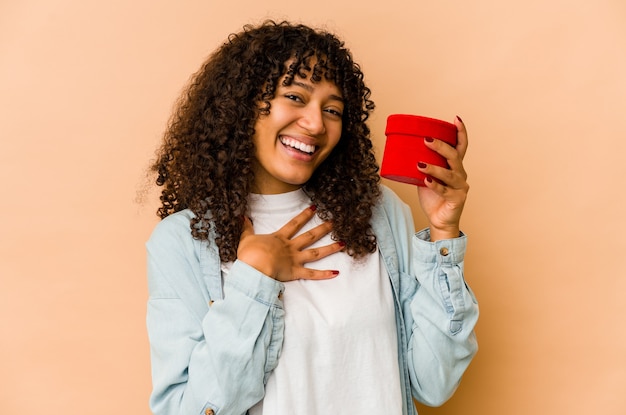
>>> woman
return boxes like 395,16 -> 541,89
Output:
147,20 -> 478,415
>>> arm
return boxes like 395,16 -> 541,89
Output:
403,116 -> 478,404
146,214 -> 284,415
407,229 -> 478,406
379,187 -> 478,406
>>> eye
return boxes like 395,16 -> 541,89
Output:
284,93 -> 303,103
324,108 -> 343,118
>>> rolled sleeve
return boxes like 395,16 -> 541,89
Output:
414,229 -> 467,265
224,260 -> 284,306
147,213 -> 286,415
407,229 -> 478,406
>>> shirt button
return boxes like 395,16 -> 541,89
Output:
205,409 -> 215,415
439,247 -> 449,256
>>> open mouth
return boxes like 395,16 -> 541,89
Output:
280,137 -> 316,155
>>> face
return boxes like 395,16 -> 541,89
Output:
251,74 -> 344,194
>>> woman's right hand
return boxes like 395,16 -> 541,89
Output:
237,205 -> 344,282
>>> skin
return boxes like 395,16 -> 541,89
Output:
417,116 -> 469,241
250,75 -> 344,195
238,208 -> 345,281
238,69 -> 470,282
238,73 -> 346,281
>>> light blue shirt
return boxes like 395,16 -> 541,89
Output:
146,185 -> 479,415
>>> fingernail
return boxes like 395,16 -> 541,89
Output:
331,270 -> 340,276
417,162 -> 427,169
309,204 -> 317,212
338,241 -> 346,247
456,115 -> 463,123
426,177 -> 433,183
424,137 -> 434,143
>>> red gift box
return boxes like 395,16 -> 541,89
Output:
380,114 -> 457,186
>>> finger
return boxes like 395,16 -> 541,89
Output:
297,240 -> 345,263
289,267 -> 340,281
291,220 -> 334,250
424,136 -> 458,162
421,170 -> 470,204
419,162 -> 468,190
277,205 -> 317,239
422,175 -> 455,197
420,140 -> 467,183
454,115 -> 469,161
422,176 -> 468,207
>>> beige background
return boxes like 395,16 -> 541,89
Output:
1,0 -> 625,414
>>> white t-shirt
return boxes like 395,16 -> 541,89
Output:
245,189 -> 402,415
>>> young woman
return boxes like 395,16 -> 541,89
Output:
146,20 -> 478,415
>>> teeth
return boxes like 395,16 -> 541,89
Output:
280,137 -> 315,154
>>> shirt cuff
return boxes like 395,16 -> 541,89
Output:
414,229 -> 467,265
225,260 -> 285,305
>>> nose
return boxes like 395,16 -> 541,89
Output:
297,105 -> 326,135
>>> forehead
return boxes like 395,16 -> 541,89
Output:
282,54 -> 340,83
282,75 -> 342,95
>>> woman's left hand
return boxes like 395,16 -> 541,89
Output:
416,116 -> 469,241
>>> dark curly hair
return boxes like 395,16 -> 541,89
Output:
152,20 -> 381,262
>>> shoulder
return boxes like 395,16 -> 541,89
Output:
146,209 -> 197,250
378,184 -> 404,205
375,184 -> 412,219
145,210 -> 216,317
371,184 -> 415,244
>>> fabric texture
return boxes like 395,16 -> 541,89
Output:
146,185 -> 479,415
241,189 -> 402,415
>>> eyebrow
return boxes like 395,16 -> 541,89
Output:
291,80 -> 344,103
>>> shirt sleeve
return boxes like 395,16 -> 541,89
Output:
146,215 -> 285,415
406,228 -> 479,406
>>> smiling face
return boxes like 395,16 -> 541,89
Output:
251,73 -> 344,194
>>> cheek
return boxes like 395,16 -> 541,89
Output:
252,119 -> 274,148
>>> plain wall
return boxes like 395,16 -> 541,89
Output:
1,0 -> 625,413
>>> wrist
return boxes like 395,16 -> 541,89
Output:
237,250 -> 277,279
428,226 -> 460,241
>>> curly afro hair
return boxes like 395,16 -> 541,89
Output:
152,20 -> 381,262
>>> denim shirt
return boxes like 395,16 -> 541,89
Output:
146,185 -> 479,415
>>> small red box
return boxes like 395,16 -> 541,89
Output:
380,114 -> 457,186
